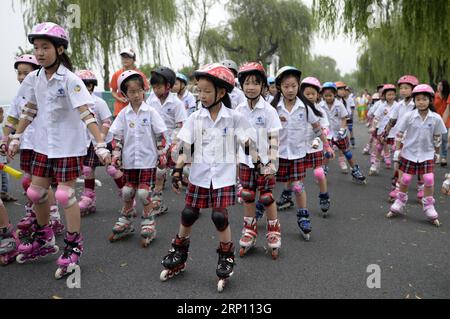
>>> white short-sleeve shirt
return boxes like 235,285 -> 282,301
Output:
177,104 -> 253,189
17,65 -> 94,158
374,101 -> 397,135
180,90 -> 197,116
318,99 -> 348,138
397,109 -> 447,162
230,87 -> 247,109
7,95 -> 35,150
387,99 -> 415,138
110,102 -> 167,169
86,94 -> 113,146
276,97 -> 320,160
235,98 -> 282,168
146,92 -> 187,142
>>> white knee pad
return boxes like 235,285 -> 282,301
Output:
27,184 -> 49,204
55,185 -> 77,209
156,168 -> 167,180
122,186 -> 136,202
137,188 -> 151,206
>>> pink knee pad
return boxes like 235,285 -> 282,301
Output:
55,185 -> 77,208
106,165 -> 122,179
27,184 -> 49,204
83,165 -> 93,177
21,174 -> 32,192
423,173 -> 434,187
314,167 -> 326,182
401,173 -> 413,186
376,142 -> 383,153
292,181 -> 304,194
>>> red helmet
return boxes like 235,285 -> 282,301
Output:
194,63 -> 235,93
237,62 -> 267,87
397,75 -> 419,87
412,84 -> 435,97
335,81 -> 347,89
381,84 -> 397,95
76,70 -> 98,86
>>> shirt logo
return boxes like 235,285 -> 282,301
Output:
56,87 -> 66,97
141,118 -> 150,126
299,113 -> 304,120
255,116 -> 266,126
74,85 -> 81,93
129,122 -> 135,128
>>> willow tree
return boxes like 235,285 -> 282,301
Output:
313,0 -> 450,85
16,0 -> 177,89
202,0 -> 313,66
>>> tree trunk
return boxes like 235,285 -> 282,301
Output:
103,45 -> 110,91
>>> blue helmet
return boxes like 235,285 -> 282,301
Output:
321,82 -> 337,92
267,76 -> 275,86
176,72 -> 189,85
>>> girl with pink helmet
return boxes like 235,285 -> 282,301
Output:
8,22 -> 111,278
301,77 -> 335,218
387,84 -> 447,227
76,70 -> 116,217
160,63 -> 253,292
382,75 -> 421,203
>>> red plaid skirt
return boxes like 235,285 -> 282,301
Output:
398,157 -> 434,176
123,168 -> 156,188
31,152 -> 83,183
331,136 -> 350,152
305,151 -> 324,169
276,157 -> 306,182
83,142 -> 113,168
20,149 -> 34,174
185,183 -> 236,209
239,164 -> 276,191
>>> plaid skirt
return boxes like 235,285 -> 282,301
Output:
276,157 -> 306,182
83,142 -> 113,168
123,168 -> 156,188
185,183 -> 236,209
398,157 -> 434,175
239,164 -> 276,191
31,152 -> 83,183
305,151 -> 324,169
20,149 -> 34,174
331,136 -> 350,152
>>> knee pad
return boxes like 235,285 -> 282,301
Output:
181,206 -> 200,227
55,185 -> 77,209
106,165 -> 122,179
292,181 -> 304,195
27,184 -> 49,204
83,165 -> 93,177
259,191 -> 275,207
21,173 -> 32,192
137,187 -> 151,206
183,166 -> 190,178
376,142 -> 383,153
343,150 -> 353,161
211,208 -> 229,231
314,167 -> 326,182
241,189 -> 255,203
122,185 -> 136,202
156,168 -> 167,180
401,173 -> 413,186
423,173 -> 434,187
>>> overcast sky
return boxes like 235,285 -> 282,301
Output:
0,1 -> 360,105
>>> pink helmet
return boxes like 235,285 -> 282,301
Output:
117,70 -> 143,95
194,63 -> 235,93
14,54 -> 39,69
28,22 -> 69,49
301,77 -> 322,92
412,84 -> 435,97
397,75 -> 419,87
237,62 -> 267,87
381,84 -> 397,95
76,70 -> 98,86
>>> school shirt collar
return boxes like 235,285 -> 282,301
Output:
246,97 -> 266,112
412,108 -> 432,121
38,64 -> 67,82
277,97 -> 304,112
199,104 -> 232,122
125,102 -> 150,114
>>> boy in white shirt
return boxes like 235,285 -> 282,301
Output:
109,70 -> 168,248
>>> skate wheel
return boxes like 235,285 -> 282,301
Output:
239,247 -> 246,258
432,219 -> 441,227
16,254 -> 26,264
55,268 -> 65,280
0,255 -> 8,266
52,246 -> 60,255
108,233 -> 117,243
141,238 -> 152,248
271,249 -> 279,260
160,269 -> 170,282
386,211 -> 396,219
302,233 -> 310,241
217,279 -> 226,293
322,212 -> 328,218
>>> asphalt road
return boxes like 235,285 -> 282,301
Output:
1,121 -> 449,299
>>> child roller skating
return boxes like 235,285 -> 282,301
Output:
387,84 -> 447,227
235,62 -> 282,259
319,82 -> 367,185
9,22 -> 111,278
109,70 -> 168,248
160,64 -> 252,291
272,67 -> 330,241
76,70 -> 114,217
0,195 -> 21,265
